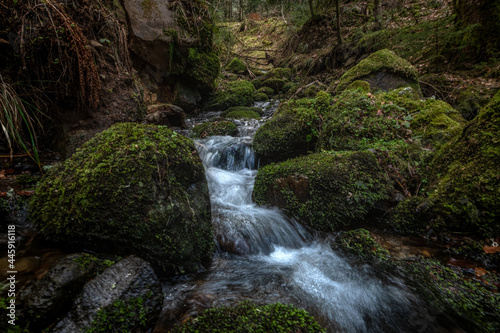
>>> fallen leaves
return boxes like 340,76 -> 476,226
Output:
483,245 -> 500,254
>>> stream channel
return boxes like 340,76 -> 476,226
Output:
164,102 -> 445,333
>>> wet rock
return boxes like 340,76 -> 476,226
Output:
146,103 -> 186,128
52,256 -> 162,333
30,123 -> 214,275
18,254 -> 101,328
174,80 -> 202,113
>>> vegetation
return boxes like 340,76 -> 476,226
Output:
191,120 -> 238,138
205,80 -> 256,110
29,123 -> 214,275
332,228 -> 390,261
171,301 -> 325,333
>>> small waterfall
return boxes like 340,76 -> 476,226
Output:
173,103 -> 439,333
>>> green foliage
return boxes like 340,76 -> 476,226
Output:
336,49 -> 419,93
346,80 -> 371,92
15,174 -> 38,185
171,301 -> 325,333
206,80 -> 256,111
253,151 -> 391,232
29,123 -> 214,275
400,258 -> 500,332
85,296 -> 151,333
254,92 -> 269,101
332,228 -> 389,261
191,120 -> 238,138
72,253 -> 116,273
186,48 -> 221,90
256,86 -> 275,97
225,57 -> 247,74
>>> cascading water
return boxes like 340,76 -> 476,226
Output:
169,102 -> 440,333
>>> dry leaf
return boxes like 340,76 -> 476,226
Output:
483,245 -> 500,254
474,267 -> 487,277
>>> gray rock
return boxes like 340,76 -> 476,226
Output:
146,103 -> 186,128
52,256 -> 162,333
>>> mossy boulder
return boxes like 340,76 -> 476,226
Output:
254,92 -> 269,102
253,98 -> 318,164
171,301 -> 325,333
266,67 -> 293,80
225,57 -> 247,75
399,258 -> 500,332
411,99 -> 465,149
346,80 -> 371,92
253,151 -> 391,232
425,90 -> 500,236
29,123 -> 214,275
223,110 -> 260,119
257,86 -> 275,97
185,48 -> 220,91
260,78 -> 288,93
191,121 -> 238,138
205,80 -> 256,111
336,49 -> 420,93
331,228 -> 389,261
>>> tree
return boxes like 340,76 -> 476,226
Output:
335,0 -> 342,44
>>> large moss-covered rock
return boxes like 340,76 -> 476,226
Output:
191,120 -> 238,138
331,229 -> 389,262
171,301 -> 325,333
426,90 -> 500,236
253,96 -> 324,164
225,57 -> 247,75
30,123 -> 214,274
253,151 -> 391,232
205,80 -> 256,111
336,49 -> 419,93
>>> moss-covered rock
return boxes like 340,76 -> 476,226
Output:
254,92 -> 269,101
331,228 -> 390,261
225,57 -> 247,75
266,67 -> 293,80
346,80 -> 371,92
257,86 -> 275,97
253,98 -> 318,164
205,80 -> 256,111
336,49 -> 419,93
425,90 -> 500,236
253,151 -> 391,232
170,301 -> 325,333
412,99 -> 465,149
260,78 -> 288,93
399,258 -> 500,332
29,123 -> 214,275
191,121 -> 238,138
185,48 -> 220,91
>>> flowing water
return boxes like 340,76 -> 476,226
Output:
167,103 -> 441,333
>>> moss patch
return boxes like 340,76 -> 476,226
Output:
253,151 -> 391,232
225,57 -> 247,75
332,228 -> 389,261
171,301 -> 325,333
186,48 -> 220,91
223,110 -> 260,119
29,123 -> 214,275
221,106 -> 264,116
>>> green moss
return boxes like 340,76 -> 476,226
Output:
336,49 -> 419,93
332,228 -> 389,261
455,86 -> 490,120
400,258 -> 500,332
223,110 -> 260,119
171,301 -> 325,333
186,48 -> 220,90
266,67 -> 293,80
346,80 -> 371,92
444,239 -> 500,271
85,295 -> 156,333
16,174 -> 38,185
253,98 -> 317,163
260,78 -> 287,93
205,80 -> 256,111
254,92 -> 269,101
72,253 -> 116,273
390,196 -> 441,234
253,151 -> 391,232
29,123 -> 214,275
225,57 -> 247,74
425,90 -> 500,236
257,86 -> 274,97
412,99 -> 465,149
191,121 -> 238,138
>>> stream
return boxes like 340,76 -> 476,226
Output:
164,103 -> 442,333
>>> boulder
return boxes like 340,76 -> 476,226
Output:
18,254 -> 104,329
190,121 -> 238,138
205,80 -> 255,111
30,123 -> 214,274
336,49 -> 420,93
253,151 -> 391,232
146,103 -> 186,128
225,57 -> 247,75
52,256 -> 162,333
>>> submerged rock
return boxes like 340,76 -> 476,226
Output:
30,123 -> 214,275
253,151 -> 391,232
336,49 -> 420,93
52,256 -> 162,333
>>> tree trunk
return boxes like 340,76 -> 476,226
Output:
374,0 -> 381,27
308,0 -> 315,19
